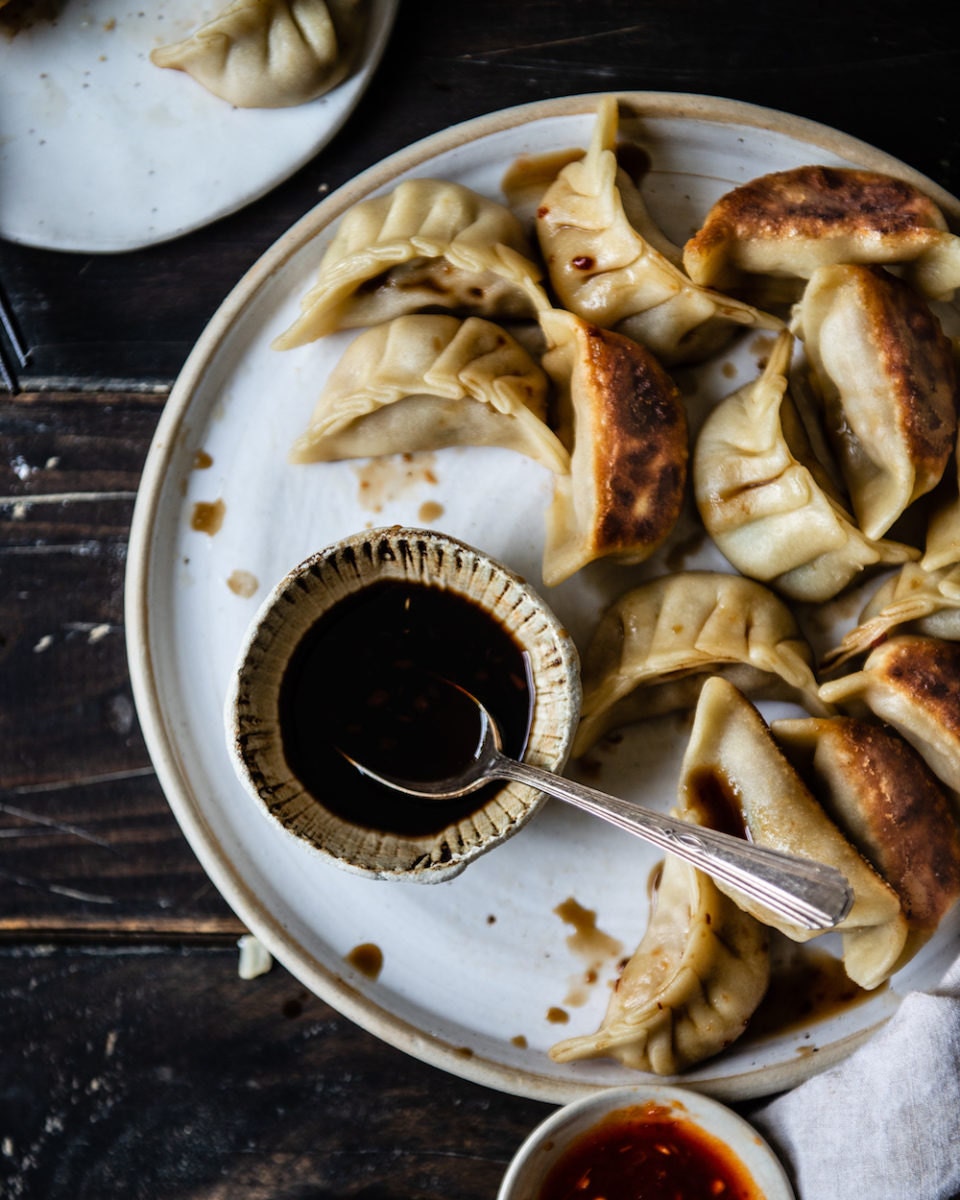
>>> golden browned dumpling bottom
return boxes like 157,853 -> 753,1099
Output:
776,716 -> 960,935
682,164 -> 955,295
585,324 -> 688,553
882,638 -> 960,741
820,637 -> 960,797
698,165 -> 945,243
539,307 -> 689,586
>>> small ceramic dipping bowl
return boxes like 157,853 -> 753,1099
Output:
497,1084 -> 796,1200
225,526 -> 581,884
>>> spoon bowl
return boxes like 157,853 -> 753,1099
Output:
339,677 -> 503,801
342,680 -> 855,933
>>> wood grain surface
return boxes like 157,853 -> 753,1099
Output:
3,1 -> 960,1196
0,946 -> 553,1199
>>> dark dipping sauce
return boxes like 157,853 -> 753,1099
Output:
538,1103 -> 762,1200
278,579 -> 533,836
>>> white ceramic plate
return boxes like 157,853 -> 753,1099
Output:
0,0 -> 397,251
497,1085 -> 795,1199
125,91 -> 960,1103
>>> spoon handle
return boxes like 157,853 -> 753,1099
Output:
492,755 -> 853,931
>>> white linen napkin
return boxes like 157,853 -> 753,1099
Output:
749,960 -> 960,1200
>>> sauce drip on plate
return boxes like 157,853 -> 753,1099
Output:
278,579 -> 533,836
538,1103 -> 763,1200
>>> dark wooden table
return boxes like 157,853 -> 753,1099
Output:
3,4 -> 959,1196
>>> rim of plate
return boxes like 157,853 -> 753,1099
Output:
125,90 -> 958,1103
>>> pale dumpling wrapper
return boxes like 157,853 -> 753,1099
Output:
573,570 -> 830,756
272,179 -> 545,348
501,146 -> 589,230
549,847 -> 770,1074
693,330 -> 918,603
150,0 -> 364,109
825,563 -> 960,669
683,164 -> 960,303
819,635 -> 960,795
679,677 -> 908,990
288,314 -> 569,472
793,264 -> 957,539
538,307 -> 688,587
535,96 -> 781,364
773,715 -> 960,953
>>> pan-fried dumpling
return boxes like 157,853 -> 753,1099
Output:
150,0 -> 365,108
272,180 -> 545,348
538,308 -> 688,586
534,96 -> 782,364
773,715 -> 960,958
573,571 -> 830,756
693,330 -> 918,603
824,563 -> 960,668
683,165 -> 960,303
819,635 -> 960,794
288,315 -> 569,471
549,846 -> 770,1074
680,677 -> 908,989
793,264 -> 957,539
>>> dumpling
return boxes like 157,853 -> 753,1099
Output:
824,563 -> 960,669
534,96 -> 782,364
549,847 -> 770,1074
679,677 -> 908,990
793,264 -> 957,539
683,165 -> 960,303
288,314 -> 569,472
819,635 -> 960,794
272,179 -> 546,348
573,571 -> 830,756
537,307 -> 688,586
693,330 -> 918,603
150,0 -> 365,108
773,715 -> 960,956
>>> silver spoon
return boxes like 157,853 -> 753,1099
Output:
341,684 -> 854,932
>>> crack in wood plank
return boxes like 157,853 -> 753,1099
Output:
3,766 -> 156,795
0,917 -> 247,940
0,866 -> 117,905
0,801 -> 114,848
0,491 -> 138,506
0,540 -> 126,556
457,25 -> 650,58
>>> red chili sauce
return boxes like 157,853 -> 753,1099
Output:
537,1103 -> 763,1200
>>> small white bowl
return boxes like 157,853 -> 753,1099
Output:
497,1084 -> 796,1200
225,526 -> 581,884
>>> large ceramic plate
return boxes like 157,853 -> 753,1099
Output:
0,0 -> 397,252
125,92 -> 960,1103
